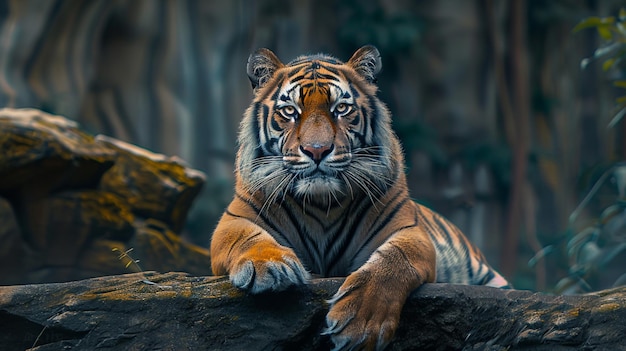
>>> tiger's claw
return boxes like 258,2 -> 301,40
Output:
323,275 -> 400,351
230,252 -> 309,294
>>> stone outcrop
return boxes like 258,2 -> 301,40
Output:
1,272 -> 625,350
0,108 -> 211,285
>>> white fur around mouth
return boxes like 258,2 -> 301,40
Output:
293,174 -> 344,197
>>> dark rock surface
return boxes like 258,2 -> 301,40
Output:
0,108 -> 211,284
0,272 -> 624,351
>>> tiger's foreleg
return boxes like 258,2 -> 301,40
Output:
210,216 -> 310,294
323,228 -> 436,351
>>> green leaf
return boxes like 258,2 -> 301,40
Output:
567,227 -> 598,258
603,58 -> 616,71
528,245 -> 554,267
578,242 -> 601,266
580,57 -> 592,70
612,273 -> 626,287
599,203 -> 625,222
569,166 -> 615,224
594,42 -> 624,59
573,16 -> 615,33
620,8 -> 626,22
616,96 -> 626,104
614,80 -> 626,88
598,26 -> 614,40
554,276 -> 591,294
608,106 -> 626,128
618,22 -> 626,36
599,243 -> 626,267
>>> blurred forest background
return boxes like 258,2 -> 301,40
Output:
1,0 -> 626,292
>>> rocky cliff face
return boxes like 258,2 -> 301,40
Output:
0,108 -> 212,285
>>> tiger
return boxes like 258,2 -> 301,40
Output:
210,45 -> 510,350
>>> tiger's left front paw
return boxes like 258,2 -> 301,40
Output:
322,272 -> 403,351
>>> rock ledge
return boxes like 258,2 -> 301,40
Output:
1,272 -> 624,350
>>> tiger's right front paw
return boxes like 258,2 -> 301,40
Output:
230,245 -> 310,294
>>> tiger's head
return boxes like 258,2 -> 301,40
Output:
237,45 -> 402,205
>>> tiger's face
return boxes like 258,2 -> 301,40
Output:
238,46 -> 399,204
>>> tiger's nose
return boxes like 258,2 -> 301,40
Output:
301,143 -> 334,164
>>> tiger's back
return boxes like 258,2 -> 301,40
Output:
211,45 -> 509,350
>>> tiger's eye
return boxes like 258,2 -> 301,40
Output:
335,103 -> 351,116
283,106 -> 295,115
280,105 -> 297,119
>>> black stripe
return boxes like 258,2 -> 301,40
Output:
432,214 -> 475,281
287,67 -> 305,79
261,104 -> 276,154
357,197 -> 409,254
270,84 -> 282,101
323,197 -> 372,275
264,138 -> 279,153
322,196 -> 367,253
290,75 -> 306,83
465,244 -> 475,281
270,116 -> 281,131
250,102 -> 261,143
416,209 -> 439,238
284,83 -> 300,97
233,192 -> 295,249
367,188 -> 405,234
225,209 -> 242,218
367,96 -> 380,143
432,215 -> 455,248
327,189 -> 404,274
322,65 -> 340,75
348,130 -> 367,147
301,205 -> 342,230
349,83 -> 361,99
312,73 -> 340,81
350,113 -> 360,126
324,58 -> 341,65
360,106 -> 369,145
281,202 -> 317,267
262,104 -> 270,119
225,229 -> 263,261
479,270 -> 495,285
257,72 -> 284,101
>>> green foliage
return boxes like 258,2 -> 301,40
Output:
534,164 -> 626,294
575,8 -> 626,128
536,9 -> 626,294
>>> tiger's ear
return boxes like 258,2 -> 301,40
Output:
247,48 -> 284,89
347,45 -> 382,83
